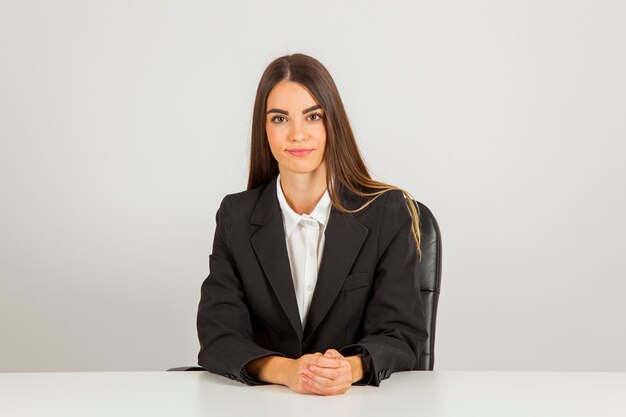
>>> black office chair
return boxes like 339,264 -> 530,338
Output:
169,199 -> 442,372
411,200 -> 442,371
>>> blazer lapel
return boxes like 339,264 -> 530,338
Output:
303,185 -> 369,340
250,176 -> 303,339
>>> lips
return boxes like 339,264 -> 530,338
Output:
286,148 -> 314,157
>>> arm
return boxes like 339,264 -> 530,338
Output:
197,195 -> 284,385
339,192 -> 428,386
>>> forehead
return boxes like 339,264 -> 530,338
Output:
266,81 -> 318,107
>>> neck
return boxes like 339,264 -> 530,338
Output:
279,168 -> 327,215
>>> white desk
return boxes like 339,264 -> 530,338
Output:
0,370 -> 624,417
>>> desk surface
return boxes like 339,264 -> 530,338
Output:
1,370 -> 624,417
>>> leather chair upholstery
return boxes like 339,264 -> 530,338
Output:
411,200 -> 442,371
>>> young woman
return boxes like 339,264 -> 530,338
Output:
197,53 -> 427,396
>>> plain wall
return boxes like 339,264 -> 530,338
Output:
1,0 -> 625,372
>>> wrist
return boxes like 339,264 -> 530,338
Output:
346,354 -> 364,383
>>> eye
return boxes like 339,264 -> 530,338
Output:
308,113 -> 324,121
270,115 -> 286,124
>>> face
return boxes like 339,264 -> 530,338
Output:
265,80 -> 327,176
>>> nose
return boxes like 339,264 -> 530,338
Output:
288,118 -> 308,142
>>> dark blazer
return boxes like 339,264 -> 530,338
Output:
197,175 -> 428,386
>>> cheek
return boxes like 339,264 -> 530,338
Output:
317,131 -> 327,152
266,138 -> 280,158
266,131 -> 284,160
315,125 -> 327,145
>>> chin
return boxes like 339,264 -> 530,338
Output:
283,163 -> 324,175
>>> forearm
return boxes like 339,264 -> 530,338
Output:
245,355 -> 294,385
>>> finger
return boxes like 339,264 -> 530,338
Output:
302,377 -> 328,396
307,364 -> 342,381
301,367 -> 334,386
300,370 -> 329,396
305,382 -> 333,396
295,377 -> 315,395
307,363 -> 352,391
312,356 -> 344,368
298,371 -> 322,394
302,371 -> 345,396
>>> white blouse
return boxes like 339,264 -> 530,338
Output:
275,173 -> 332,326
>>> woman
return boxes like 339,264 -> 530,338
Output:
197,53 -> 427,396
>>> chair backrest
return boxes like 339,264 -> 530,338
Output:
411,200 -> 443,371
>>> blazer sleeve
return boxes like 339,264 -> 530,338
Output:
339,191 -> 428,386
197,195 -> 285,385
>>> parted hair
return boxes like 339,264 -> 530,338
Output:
247,53 -> 422,257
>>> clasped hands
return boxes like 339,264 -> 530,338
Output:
246,349 -> 363,396
288,349 -> 363,395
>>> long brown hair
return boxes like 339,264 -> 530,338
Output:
247,53 -> 421,257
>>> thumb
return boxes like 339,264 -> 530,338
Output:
324,348 -> 343,359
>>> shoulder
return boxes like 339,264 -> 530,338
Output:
380,188 -> 409,210
344,187 -> 413,241
217,180 -> 272,217
364,188 -> 412,223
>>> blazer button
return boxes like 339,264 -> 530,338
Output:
384,370 -> 391,378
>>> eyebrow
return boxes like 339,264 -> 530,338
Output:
266,104 -> 322,115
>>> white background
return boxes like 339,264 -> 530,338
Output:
1,0 -> 625,372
